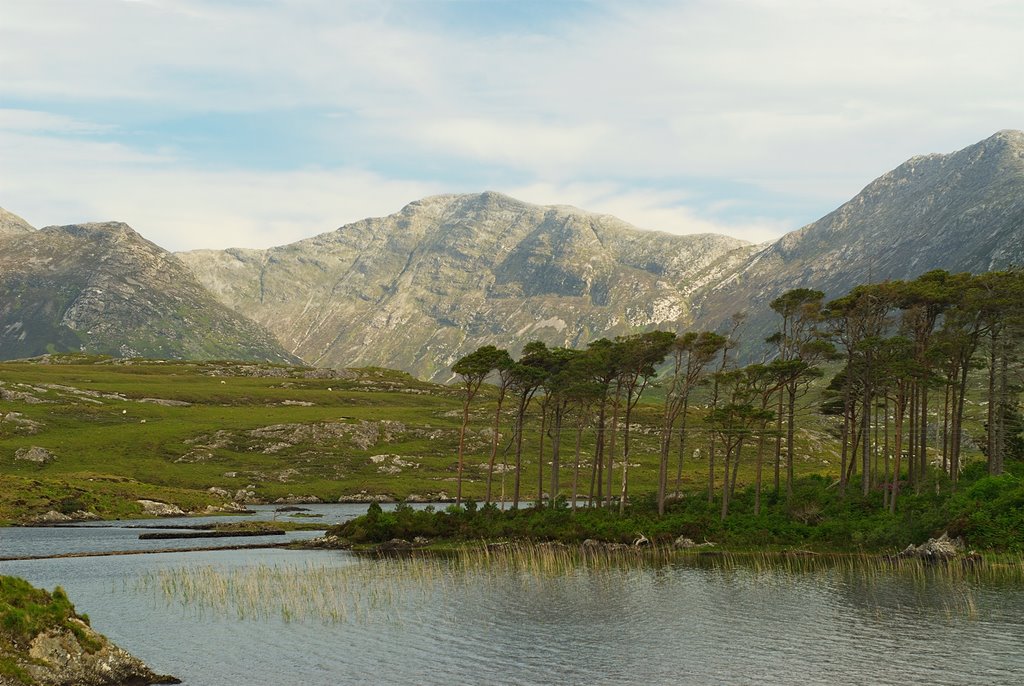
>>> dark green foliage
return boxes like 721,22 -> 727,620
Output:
331,466 -> 1024,551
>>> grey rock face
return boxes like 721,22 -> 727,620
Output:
179,192 -> 749,380
23,619 -> 178,685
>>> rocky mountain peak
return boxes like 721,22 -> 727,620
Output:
692,130 -> 1024,348
0,219 -> 296,363
0,206 -> 35,235
179,193 -> 751,379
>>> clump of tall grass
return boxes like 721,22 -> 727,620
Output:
673,549 -> 1024,585
134,559 -> 455,625
130,546 -> 1023,625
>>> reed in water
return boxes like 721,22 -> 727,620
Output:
131,544 -> 1024,624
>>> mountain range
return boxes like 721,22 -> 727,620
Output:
2,130 -> 1022,378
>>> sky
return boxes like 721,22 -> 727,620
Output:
1,0 -> 1021,252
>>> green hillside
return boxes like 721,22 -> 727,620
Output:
0,354 -> 853,525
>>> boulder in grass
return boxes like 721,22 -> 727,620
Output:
14,446 -> 56,463
136,500 -> 185,517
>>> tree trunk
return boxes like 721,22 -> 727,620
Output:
862,375 -> 871,497
754,419 -> 768,516
786,386 -> 797,502
572,421 -> 584,512
512,401 -> 527,509
619,403 -> 633,515
987,327 -> 1000,474
995,333 -> 1008,475
720,442 -> 731,521
456,399 -> 471,506
593,398 -> 607,506
485,390 -> 506,505
774,392 -> 784,495
730,436 -> 743,501
942,378 -> 952,474
606,391 -> 620,509
952,359 -> 971,490
536,406 -> 547,507
908,384 -> 917,485
658,427 -> 671,517
883,395 -> 890,510
549,406 -> 563,507
839,402 -> 850,497
673,396 -> 691,500
918,383 -> 929,490
890,395 -> 905,514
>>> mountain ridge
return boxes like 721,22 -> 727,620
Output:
690,129 -> 1024,340
3,130 -> 1022,376
0,220 -> 298,363
0,207 -> 35,235
178,191 -> 753,379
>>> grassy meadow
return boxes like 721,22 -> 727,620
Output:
0,353 -> 862,525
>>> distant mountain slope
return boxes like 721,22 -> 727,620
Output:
692,129 -> 1024,344
179,192 -> 751,379
0,221 -> 298,362
0,207 -> 34,235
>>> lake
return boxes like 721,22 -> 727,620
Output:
2,505 -> 1024,685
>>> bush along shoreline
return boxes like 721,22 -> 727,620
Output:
326,465 -> 1024,554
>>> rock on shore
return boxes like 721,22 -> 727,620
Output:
0,576 -> 179,686
13,621 -> 180,686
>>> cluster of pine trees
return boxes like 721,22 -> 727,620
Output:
451,269 -> 1024,520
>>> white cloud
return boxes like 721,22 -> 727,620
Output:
0,130 -> 440,251
506,181 -> 787,244
0,109 -> 115,134
1,0 -> 1021,249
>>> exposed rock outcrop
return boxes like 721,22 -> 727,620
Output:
272,495 -> 322,504
20,620 -> 180,686
0,576 -> 178,686
337,492 -> 393,503
14,446 -> 56,463
896,532 -> 967,562
135,500 -> 185,517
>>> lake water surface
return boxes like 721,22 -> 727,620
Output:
2,505 -> 1023,685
